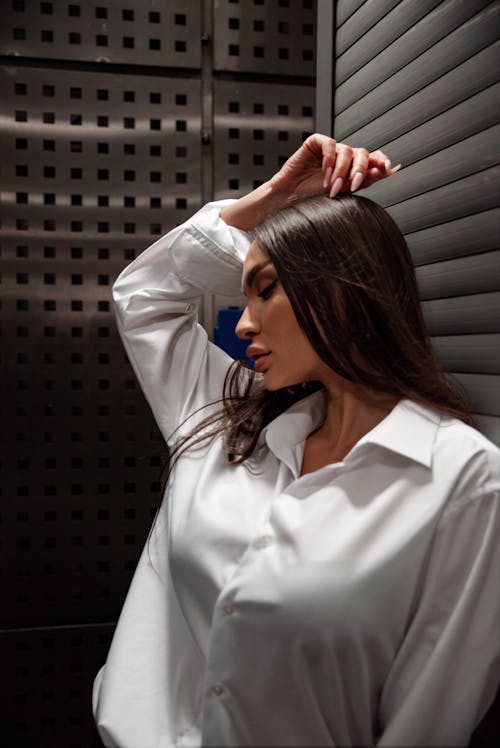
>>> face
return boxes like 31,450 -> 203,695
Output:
236,241 -> 330,391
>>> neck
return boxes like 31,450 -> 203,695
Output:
313,376 -> 399,460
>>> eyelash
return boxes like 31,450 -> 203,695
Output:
257,279 -> 278,300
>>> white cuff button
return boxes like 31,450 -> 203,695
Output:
258,534 -> 273,548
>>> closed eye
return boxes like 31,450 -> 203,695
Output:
258,278 -> 278,300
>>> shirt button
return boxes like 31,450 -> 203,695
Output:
223,604 -> 234,615
211,684 -> 224,696
258,534 -> 273,548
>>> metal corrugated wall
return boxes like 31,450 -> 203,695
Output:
0,2 -> 316,745
318,0 -> 500,445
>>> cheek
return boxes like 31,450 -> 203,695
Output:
267,294 -> 302,336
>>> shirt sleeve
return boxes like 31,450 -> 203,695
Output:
377,451 -> 500,746
111,199 -> 251,444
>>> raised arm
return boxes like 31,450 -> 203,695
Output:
220,134 -> 399,231
112,135 -> 398,443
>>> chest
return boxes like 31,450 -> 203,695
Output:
164,442 -> 440,652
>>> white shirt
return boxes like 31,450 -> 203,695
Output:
93,201 -> 500,747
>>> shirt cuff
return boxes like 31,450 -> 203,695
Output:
169,200 -> 251,296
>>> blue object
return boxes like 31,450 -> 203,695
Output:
214,307 -> 252,365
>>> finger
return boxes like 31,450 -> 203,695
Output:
369,149 -> 393,173
329,144 -> 354,197
348,147 -> 369,192
301,133 -> 338,188
318,136 -> 338,188
362,163 -> 401,189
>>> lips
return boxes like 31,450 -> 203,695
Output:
247,346 -> 271,372
253,353 -> 271,372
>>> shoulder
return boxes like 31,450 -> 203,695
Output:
432,415 -> 500,512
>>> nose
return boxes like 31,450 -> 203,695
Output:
235,304 -> 259,340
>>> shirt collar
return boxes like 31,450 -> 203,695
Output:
353,398 -> 440,467
260,392 -> 440,470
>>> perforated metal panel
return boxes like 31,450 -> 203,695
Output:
214,78 -> 314,197
0,0 -> 202,67
1,65 -> 201,630
2,624 -> 113,747
213,0 -> 316,75
1,2 -> 317,746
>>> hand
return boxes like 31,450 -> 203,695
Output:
270,133 -> 400,200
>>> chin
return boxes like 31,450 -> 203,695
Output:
262,373 -> 304,392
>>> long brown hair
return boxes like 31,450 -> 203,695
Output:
166,193 -> 471,475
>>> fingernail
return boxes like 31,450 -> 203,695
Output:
384,159 -> 392,171
323,166 -> 333,188
329,176 -> 344,198
392,163 -> 402,173
350,172 -> 364,192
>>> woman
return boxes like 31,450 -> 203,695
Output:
93,135 -> 500,747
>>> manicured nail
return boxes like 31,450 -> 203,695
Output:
329,176 -> 344,198
350,172 -> 364,192
384,159 -> 392,171
323,166 -> 333,188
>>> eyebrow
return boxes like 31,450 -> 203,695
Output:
242,260 -> 272,295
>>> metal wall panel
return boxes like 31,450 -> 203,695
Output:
336,0 -> 491,90
334,3 -> 499,135
2,2 -> 317,745
365,124 -> 500,205
0,0 -> 202,68
335,0 -> 442,84
453,373 -> 500,417
340,41 -> 500,149
317,1 -> 500,448
405,208 -> 499,266
2,624 -> 113,747
213,78 -> 315,198
336,0 -> 401,54
415,250 -> 500,300
213,0 -> 316,76
1,66 -> 202,629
